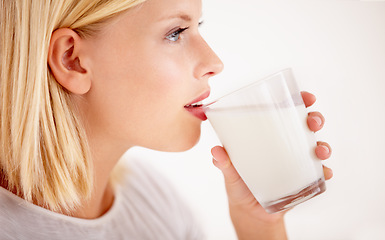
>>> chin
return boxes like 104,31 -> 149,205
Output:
154,126 -> 202,153
175,136 -> 201,152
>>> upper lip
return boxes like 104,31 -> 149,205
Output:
184,89 -> 211,107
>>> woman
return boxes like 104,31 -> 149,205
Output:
0,0 -> 332,239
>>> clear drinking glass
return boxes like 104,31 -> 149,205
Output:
204,68 -> 326,213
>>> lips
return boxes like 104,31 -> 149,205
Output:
184,90 -> 211,107
184,90 -> 210,121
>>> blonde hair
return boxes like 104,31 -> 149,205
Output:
0,0 -> 146,212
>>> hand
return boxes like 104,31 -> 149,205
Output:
211,91 -> 332,239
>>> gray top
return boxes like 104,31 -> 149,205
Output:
0,157 -> 204,240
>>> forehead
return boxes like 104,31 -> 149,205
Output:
90,0 -> 202,41
128,0 -> 202,23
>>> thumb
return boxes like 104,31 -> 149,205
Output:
211,146 -> 241,185
211,146 -> 254,204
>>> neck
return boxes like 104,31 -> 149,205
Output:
67,135 -> 129,219
0,139 -> 129,220
69,175 -> 115,219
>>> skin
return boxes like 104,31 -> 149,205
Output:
47,0 -> 333,237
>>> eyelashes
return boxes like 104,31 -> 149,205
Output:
165,21 -> 204,42
165,27 -> 189,42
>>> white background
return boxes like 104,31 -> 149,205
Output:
125,1 -> 385,239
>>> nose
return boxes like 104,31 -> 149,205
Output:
193,36 -> 224,80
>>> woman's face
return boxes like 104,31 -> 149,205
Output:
79,0 -> 223,152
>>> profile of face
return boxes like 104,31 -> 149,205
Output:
50,0 -> 223,153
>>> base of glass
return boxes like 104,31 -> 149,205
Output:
262,178 -> 326,214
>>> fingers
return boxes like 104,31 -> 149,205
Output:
301,91 -> 316,108
307,111 -> 325,132
315,141 -> 332,160
211,146 -> 242,185
317,142 -> 333,180
323,165 -> 333,180
302,91 -> 325,133
302,92 -> 333,180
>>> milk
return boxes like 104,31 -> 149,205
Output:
206,104 -> 324,205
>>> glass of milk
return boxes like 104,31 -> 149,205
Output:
204,68 -> 325,214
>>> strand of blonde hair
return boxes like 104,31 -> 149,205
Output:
0,0 -> 146,212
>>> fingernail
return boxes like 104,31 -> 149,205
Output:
320,145 -> 329,153
313,116 -> 322,126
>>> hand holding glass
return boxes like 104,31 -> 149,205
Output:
205,69 -> 325,213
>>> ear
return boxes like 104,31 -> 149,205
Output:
48,28 -> 91,94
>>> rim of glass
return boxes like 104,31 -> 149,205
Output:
203,68 -> 292,108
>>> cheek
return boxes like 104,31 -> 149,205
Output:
126,69 -> 202,151
130,52 -> 189,111
87,41 -> 200,150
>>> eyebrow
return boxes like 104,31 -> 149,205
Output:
160,13 -> 193,22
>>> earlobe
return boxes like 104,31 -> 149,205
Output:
48,28 -> 91,95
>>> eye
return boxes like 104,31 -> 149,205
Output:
166,27 -> 189,42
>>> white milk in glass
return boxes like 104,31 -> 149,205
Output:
206,104 -> 324,205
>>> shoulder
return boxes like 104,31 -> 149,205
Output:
0,186 -> 39,239
113,155 -> 206,240
115,156 -> 187,211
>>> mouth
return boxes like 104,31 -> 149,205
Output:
184,90 -> 210,121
